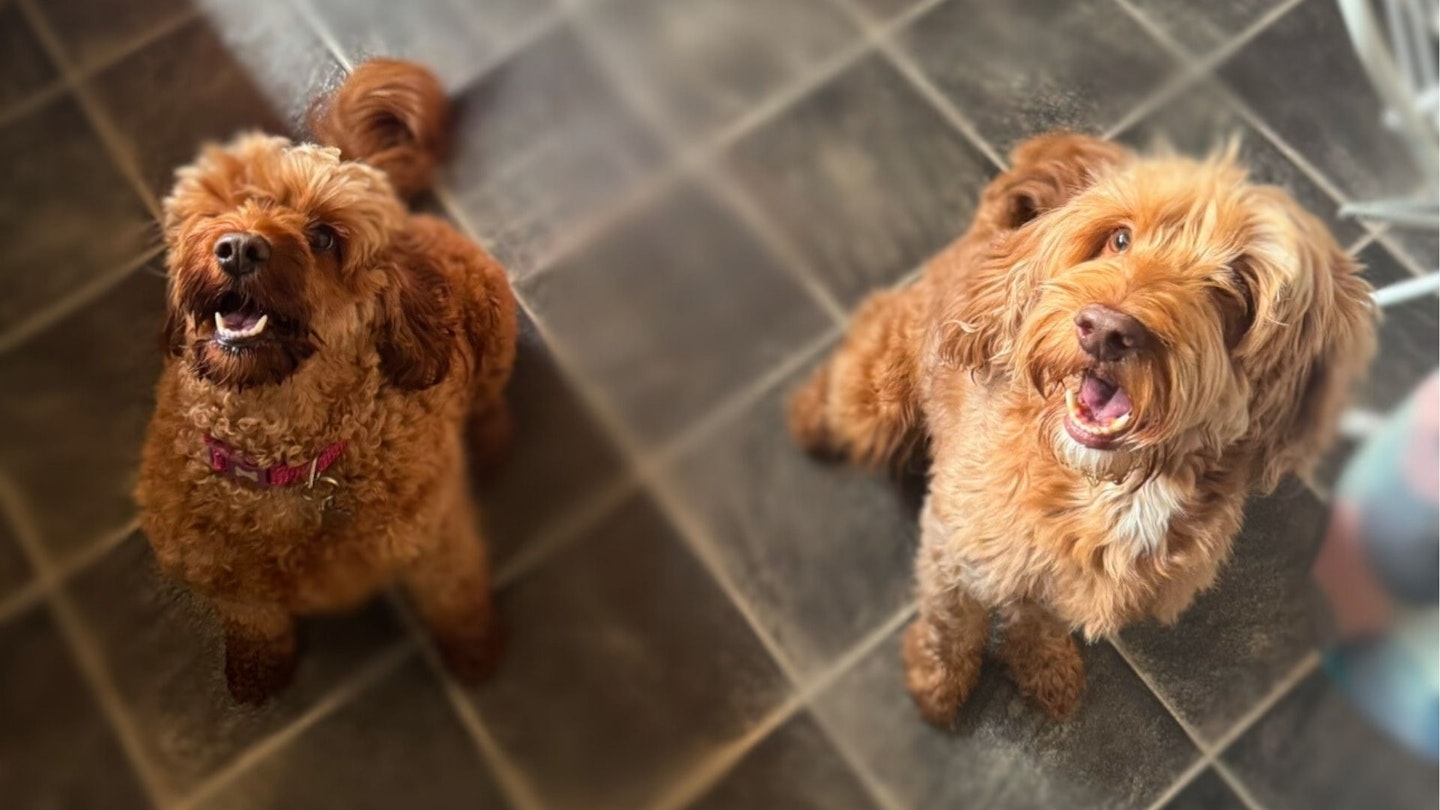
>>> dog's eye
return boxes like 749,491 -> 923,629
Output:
1106,227 -> 1131,253
308,225 -> 338,254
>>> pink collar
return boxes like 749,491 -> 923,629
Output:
203,435 -> 346,488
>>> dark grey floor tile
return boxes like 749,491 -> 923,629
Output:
447,25 -> 665,277
306,0 -> 556,92
1163,768 -> 1247,810
0,268 -> 163,563
690,711 -> 880,810
724,55 -> 994,306
197,658 -> 509,810
66,533 -> 405,796
0,514 -> 30,603
477,313 -> 625,569
1219,0 -> 1418,201
1222,670 -> 1438,810
1116,81 -> 1364,247
521,181 -> 830,448
0,97 -> 155,334
1119,482 -> 1329,743
582,0 -> 859,138
1127,0 -> 1287,56
666,358 -> 917,676
38,0 -> 191,70
91,8 -> 344,197
467,495 -> 792,810
898,0 -> 1178,152
1356,243 -> 1438,413
0,605 -> 150,810
813,631 -> 1199,809
0,4 -> 57,111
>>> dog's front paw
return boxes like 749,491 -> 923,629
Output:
224,634 -> 297,705
999,631 -> 1085,720
902,620 -> 981,729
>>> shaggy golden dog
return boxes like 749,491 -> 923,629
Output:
135,60 -> 517,704
790,133 -> 1376,723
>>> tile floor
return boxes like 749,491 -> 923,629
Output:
0,0 -> 1436,808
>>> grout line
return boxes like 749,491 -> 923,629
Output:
825,0 -> 1007,170
1115,638 -> 1319,809
0,5 -> 200,129
17,0 -> 163,222
697,169 -> 851,324
1142,754 -> 1213,810
0,579 -> 45,625
0,80 -> 66,128
385,592 -> 549,810
558,0 -> 851,325
492,472 -> 641,588
0,243 -> 163,355
526,0 -> 965,284
0,472 -> 172,808
649,602 -> 917,810
1213,760 -> 1270,810
173,641 -> 416,810
1372,228 -> 1438,278
1348,229 -> 1382,257
651,327 -> 841,469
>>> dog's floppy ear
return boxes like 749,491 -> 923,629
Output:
160,307 -> 186,357
377,260 -> 456,390
1238,188 -> 1376,490
938,132 -> 1129,373
978,131 -> 1130,231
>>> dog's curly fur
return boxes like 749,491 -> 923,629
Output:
790,132 -> 1376,724
135,60 -> 518,704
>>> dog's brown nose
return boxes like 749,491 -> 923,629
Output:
1075,304 -> 1149,362
215,232 -> 270,278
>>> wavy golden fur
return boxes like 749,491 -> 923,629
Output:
790,132 -> 1375,723
136,60 -> 517,703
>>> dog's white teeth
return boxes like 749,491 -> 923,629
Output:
1065,389 -> 1079,416
214,313 -> 269,340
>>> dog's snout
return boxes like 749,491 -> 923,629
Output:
214,232 -> 271,278
1075,304 -> 1150,362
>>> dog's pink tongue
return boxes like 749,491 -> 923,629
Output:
220,312 -> 261,331
1080,375 -> 1133,421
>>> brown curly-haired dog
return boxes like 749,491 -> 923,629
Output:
135,60 -> 517,704
790,132 -> 1375,724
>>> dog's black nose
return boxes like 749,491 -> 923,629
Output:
214,232 -> 270,278
1075,304 -> 1149,361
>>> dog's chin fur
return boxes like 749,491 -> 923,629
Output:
790,131 -> 1376,723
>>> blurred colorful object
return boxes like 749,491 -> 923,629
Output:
1314,373 -> 1439,760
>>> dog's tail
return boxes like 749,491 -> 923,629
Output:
310,59 -> 450,201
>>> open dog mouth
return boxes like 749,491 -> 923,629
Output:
211,293 -> 270,347
1063,371 -> 1134,450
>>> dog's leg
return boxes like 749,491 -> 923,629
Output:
996,601 -> 1085,720
902,524 -> 990,728
216,601 -> 297,705
788,286 -> 923,467
402,499 -> 501,683
467,398 -> 513,483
